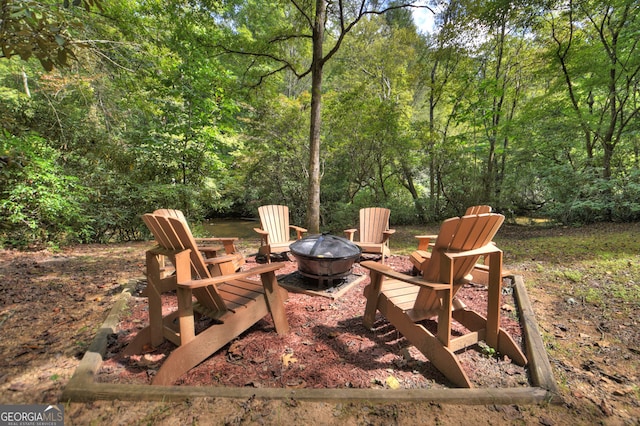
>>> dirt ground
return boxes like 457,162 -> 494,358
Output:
0,224 -> 638,425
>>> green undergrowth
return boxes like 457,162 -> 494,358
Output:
237,221 -> 640,310
498,224 -> 640,309
392,222 -> 640,309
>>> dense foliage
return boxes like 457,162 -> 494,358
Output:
1,0 -> 639,248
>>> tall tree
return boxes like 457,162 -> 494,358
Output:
548,0 -> 640,180
219,0 -> 433,232
416,0 -> 473,217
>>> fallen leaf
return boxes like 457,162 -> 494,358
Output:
137,353 -> 164,367
227,341 -> 244,361
385,375 -> 400,389
282,352 -> 297,367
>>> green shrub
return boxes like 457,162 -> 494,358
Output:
0,132 -> 91,248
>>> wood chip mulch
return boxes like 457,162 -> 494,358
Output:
99,255 -> 529,390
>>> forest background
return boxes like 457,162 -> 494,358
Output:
1,0 -> 639,249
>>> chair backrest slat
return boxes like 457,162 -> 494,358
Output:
143,214 -> 173,250
258,205 -> 290,244
421,213 -> 504,284
423,216 -> 463,282
360,207 -> 390,244
142,213 -> 226,312
154,209 -> 196,236
162,216 -> 209,279
153,208 -> 187,221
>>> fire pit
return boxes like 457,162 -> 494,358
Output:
289,233 -> 362,288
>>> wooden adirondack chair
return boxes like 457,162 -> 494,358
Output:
123,213 -> 290,385
254,205 -> 307,262
410,205 -> 492,275
361,213 -> 527,388
153,208 -> 245,271
344,207 -> 396,264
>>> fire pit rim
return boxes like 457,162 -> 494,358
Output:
289,233 -> 362,283
289,233 -> 362,260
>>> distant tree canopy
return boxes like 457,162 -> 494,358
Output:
1,0 -> 639,248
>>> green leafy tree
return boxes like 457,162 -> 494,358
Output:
1,0 -> 101,70
547,0 -> 640,181
321,14 -> 423,222
0,132 -> 90,247
241,93 -> 310,223
218,0 -> 434,232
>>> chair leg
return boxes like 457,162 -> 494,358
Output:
453,309 -> 527,366
122,311 -> 180,356
152,301 -> 270,385
419,334 -> 473,388
363,270 -> 385,329
258,245 -> 272,263
377,293 -> 473,388
260,271 -> 290,335
392,318 -> 472,388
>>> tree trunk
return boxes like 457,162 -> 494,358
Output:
21,68 -> 31,98
306,0 -> 326,233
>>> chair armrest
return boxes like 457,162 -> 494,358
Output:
344,229 -> 357,241
253,228 -> 268,236
197,237 -> 239,254
197,245 -> 224,254
254,228 -> 269,244
203,254 -> 243,266
445,244 -> 501,260
195,237 -> 239,243
415,234 -> 437,251
179,262 -> 285,289
382,229 -> 395,242
361,261 -> 450,291
290,225 -> 307,239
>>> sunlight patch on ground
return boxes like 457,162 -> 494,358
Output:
514,217 -> 552,226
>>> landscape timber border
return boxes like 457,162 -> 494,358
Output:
61,274 -> 560,405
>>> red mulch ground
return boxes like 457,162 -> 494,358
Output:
99,255 -> 529,390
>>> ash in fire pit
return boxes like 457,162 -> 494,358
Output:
289,233 -> 362,288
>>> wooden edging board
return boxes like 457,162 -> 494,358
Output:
61,275 -> 560,404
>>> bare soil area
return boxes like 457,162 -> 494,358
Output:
1,224 -> 638,425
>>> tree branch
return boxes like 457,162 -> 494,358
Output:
269,33 -> 313,43
291,0 -> 313,27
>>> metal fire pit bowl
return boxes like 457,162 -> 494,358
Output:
289,233 -> 361,287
